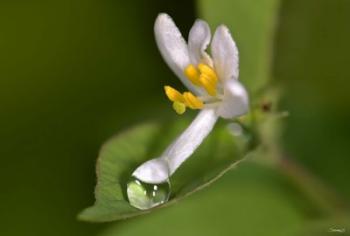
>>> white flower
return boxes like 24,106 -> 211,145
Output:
132,13 -> 249,184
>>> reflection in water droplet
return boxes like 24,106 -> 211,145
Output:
127,177 -> 171,210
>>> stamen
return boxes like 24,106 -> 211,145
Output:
172,101 -> 186,115
198,63 -> 218,83
165,63 -> 221,114
183,92 -> 204,109
197,95 -> 214,102
199,74 -> 217,96
203,102 -> 222,109
164,86 -> 185,103
184,64 -> 201,86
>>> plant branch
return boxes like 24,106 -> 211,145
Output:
277,154 -> 349,217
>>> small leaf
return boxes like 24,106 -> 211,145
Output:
78,117 -> 253,222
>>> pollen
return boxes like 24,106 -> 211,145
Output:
199,74 -> 217,96
184,63 -> 218,97
164,86 -> 185,103
164,86 -> 203,114
183,92 -> 204,109
198,63 -> 218,83
165,63 -> 218,114
184,64 -> 201,86
172,101 -> 186,114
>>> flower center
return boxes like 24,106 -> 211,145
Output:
164,63 -> 222,114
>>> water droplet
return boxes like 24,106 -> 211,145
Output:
227,122 -> 243,136
127,177 -> 171,210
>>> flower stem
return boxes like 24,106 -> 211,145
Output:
277,154 -> 349,217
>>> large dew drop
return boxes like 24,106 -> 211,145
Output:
127,177 -> 171,210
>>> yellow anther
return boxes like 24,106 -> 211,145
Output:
198,63 -> 218,83
183,92 -> 204,109
184,64 -> 201,86
199,74 -> 217,96
172,101 -> 186,115
164,86 -> 185,103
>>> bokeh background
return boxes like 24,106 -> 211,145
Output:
1,0 -> 349,235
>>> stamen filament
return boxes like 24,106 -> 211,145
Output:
203,102 -> 222,109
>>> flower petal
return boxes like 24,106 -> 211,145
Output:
188,19 -> 212,66
154,13 -> 202,94
217,80 -> 249,119
211,25 -> 239,82
133,109 -> 218,184
132,158 -> 170,184
164,108 -> 218,175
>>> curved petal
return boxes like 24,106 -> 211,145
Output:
188,19 -> 212,66
211,25 -> 239,82
133,109 -> 218,184
154,13 -> 202,94
217,80 -> 249,119
163,108 -> 218,175
132,158 -> 170,185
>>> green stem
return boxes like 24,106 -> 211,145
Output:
277,155 -> 349,217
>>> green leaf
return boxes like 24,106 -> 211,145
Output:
78,118 -> 252,222
296,216 -> 350,236
97,163 -> 307,236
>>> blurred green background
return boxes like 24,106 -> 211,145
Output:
1,0 -> 349,235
